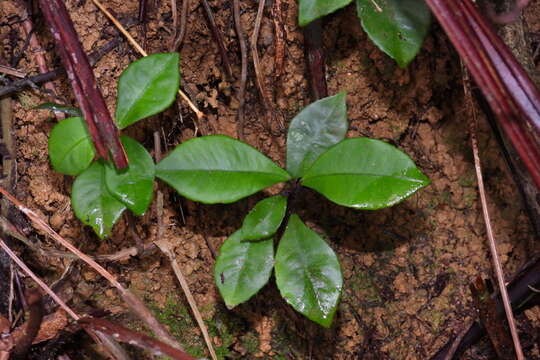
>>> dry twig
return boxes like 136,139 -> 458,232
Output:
170,0 -> 189,52
232,0 -> 248,140
463,68 -> 524,359
201,0 -> 232,78
250,0 -> 282,131
154,240 -> 218,360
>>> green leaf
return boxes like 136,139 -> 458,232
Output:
36,102 -> 82,117
71,161 -> 126,238
275,214 -> 342,327
298,0 -> 353,26
156,135 -> 291,203
356,0 -> 431,68
215,229 -> 274,308
48,117 -> 95,176
104,136 -> 155,216
115,53 -> 180,129
287,93 -> 348,178
241,196 -> 287,241
301,138 -> 430,209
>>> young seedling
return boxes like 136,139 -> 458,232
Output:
153,92 -> 430,327
46,56 -> 429,327
299,0 -> 432,67
47,53 -> 180,238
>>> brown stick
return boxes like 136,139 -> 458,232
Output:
465,68 -> 524,358
37,0 -> 128,169
250,0 -> 282,132
303,19 -> 327,101
201,0 -> 232,78
80,318 -> 195,360
171,0 -> 189,51
12,290 -> 43,358
271,0 -> 286,78
232,0 -> 248,140
16,0 -> 59,103
0,186 -> 184,352
0,38 -> 122,98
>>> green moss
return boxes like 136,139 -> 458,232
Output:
153,298 -> 240,359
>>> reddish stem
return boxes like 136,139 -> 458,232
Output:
424,0 -> 540,189
38,0 -> 128,169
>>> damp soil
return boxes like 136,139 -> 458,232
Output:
1,0 -> 540,358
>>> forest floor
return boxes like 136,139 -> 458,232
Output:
1,0 -> 540,358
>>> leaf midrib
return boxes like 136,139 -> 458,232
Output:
157,168 -> 287,176
57,136 -> 92,170
303,172 -> 426,183
288,230 -> 327,317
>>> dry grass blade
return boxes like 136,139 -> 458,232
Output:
463,68 -> 524,360
154,239 -> 218,360
0,186 -> 184,352
90,0 -> 203,122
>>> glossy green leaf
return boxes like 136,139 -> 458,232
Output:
156,135 -> 291,203
71,161 -> 126,238
48,117 -> 95,176
36,102 -> 82,117
215,229 -> 274,308
275,214 -> 342,327
115,53 -> 180,129
356,0 -> 431,68
298,0 -> 353,26
301,138 -> 430,209
287,92 -> 348,178
104,136 -> 155,216
241,196 -> 287,241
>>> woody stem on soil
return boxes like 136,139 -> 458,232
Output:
303,19 -> 328,101
424,0 -> 540,188
37,0 -> 128,169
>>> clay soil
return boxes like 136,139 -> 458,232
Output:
1,0 -> 540,359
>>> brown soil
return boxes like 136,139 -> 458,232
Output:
1,0 -> 540,359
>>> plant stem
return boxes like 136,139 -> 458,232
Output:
424,0 -> 540,189
37,0 -> 128,169
303,19 -> 328,101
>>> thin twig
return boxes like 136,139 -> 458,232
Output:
90,0 -> 203,122
0,65 -> 25,78
0,238 -> 78,320
463,67 -> 524,360
201,0 -> 232,78
16,0 -> 61,107
80,317 -> 195,360
0,37 -> 122,98
138,0 -> 148,51
0,186 -> 184,352
171,0 -> 189,52
232,0 -> 248,140
250,0 -> 282,131
443,320 -> 474,360
154,240 -> 217,360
